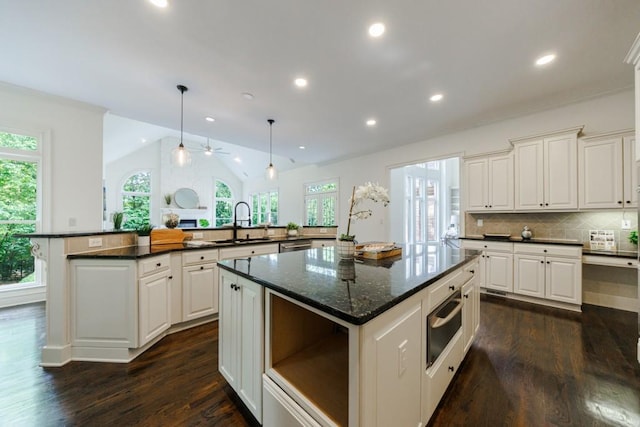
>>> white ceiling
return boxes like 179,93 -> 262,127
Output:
1,0 -> 639,178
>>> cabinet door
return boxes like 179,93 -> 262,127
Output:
462,280 -> 475,354
545,135 -> 578,209
488,154 -> 514,210
219,270 -> 240,389
513,254 -> 545,298
182,262 -> 218,321
623,136 -> 637,207
465,158 -> 488,210
238,276 -> 264,423
139,270 -> 171,346
545,256 -> 581,305
485,251 -> 513,292
514,140 -> 545,210
579,137 -> 623,209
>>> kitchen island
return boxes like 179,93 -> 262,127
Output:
217,243 -> 480,426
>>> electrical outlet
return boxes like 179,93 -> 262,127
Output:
88,238 -> 103,248
267,229 -> 275,235
477,219 -> 483,227
621,219 -> 631,230
319,228 -> 327,234
192,232 -> 203,239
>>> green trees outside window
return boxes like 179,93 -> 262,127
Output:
215,180 -> 233,227
122,172 -> 151,230
0,131 -> 38,285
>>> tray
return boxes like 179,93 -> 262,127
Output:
354,243 -> 402,259
150,229 -> 191,245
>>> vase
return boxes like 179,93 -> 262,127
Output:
337,259 -> 356,281
287,229 -> 298,237
336,239 -> 355,259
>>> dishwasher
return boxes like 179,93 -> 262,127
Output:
279,240 -> 312,253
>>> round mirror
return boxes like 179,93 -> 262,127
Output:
174,188 -> 199,209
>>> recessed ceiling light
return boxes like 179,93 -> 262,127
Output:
205,116 -> 215,122
299,145 -> 306,150
242,92 -> 254,100
294,78 -> 308,88
366,119 -> 377,126
234,157 -> 242,163
535,54 -> 556,66
430,93 -> 444,102
140,138 -> 147,143
149,0 -> 168,8
368,22 -> 385,38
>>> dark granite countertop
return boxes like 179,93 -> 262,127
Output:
218,244 -> 480,325
582,249 -> 637,259
460,235 -> 584,246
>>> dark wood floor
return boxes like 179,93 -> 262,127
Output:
1,297 -> 639,426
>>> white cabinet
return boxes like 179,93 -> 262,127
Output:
139,267 -> 171,346
219,243 -> 279,260
219,269 -> 264,423
578,131 -> 636,209
461,240 -> 513,292
462,260 -> 480,355
311,239 -> 335,248
513,244 -> 582,305
464,152 -> 514,211
513,128 -> 581,210
181,249 -> 219,321
625,32 -> 640,161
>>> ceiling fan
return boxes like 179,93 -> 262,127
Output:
199,138 -> 230,156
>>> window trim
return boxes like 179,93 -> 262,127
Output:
119,169 -> 152,229
304,178 -> 339,226
214,179 -> 234,227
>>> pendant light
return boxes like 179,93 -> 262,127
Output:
171,84 -> 192,167
265,119 -> 278,180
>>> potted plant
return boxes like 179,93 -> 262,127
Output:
136,223 -> 155,246
199,218 -> 210,228
629,230 -> 637,246
112,211 -> 124,230
164,193 -> 172,206
286,222 -> 300,237
164,212 -> 180,229
338,182 -> 390,259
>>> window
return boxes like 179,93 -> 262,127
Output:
304,180 -> 337,226
0,131 -> 40,287
121,171 -> 151,229
391,157 -> 459,244
250,190 -> 278,225
215,180 -> 234,227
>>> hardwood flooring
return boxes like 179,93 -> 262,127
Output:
1,297 -> 638,426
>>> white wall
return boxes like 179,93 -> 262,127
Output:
243,90 -> 635,243
0,82 -> 105,232
104,136 -> 243,227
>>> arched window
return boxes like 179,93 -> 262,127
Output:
214,180 -> 233,227
121,171 -> 151,229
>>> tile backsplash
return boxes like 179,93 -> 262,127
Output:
465,210 -> 638,251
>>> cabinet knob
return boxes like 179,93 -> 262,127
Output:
626,200 -> 631,204
545,203 -> 549,206
489,205 -> 492,208
251,250 -> 255,254
200,256 -> 204,260
543,249 -> 547,253
628,262 -> 633,266
448,285 -> 455,291
464,294 -> 469,299
470,269 -> 475,274
200,266 -> 204,270
484,205 -> 488,208
483,245 -> 487,248
546,261 -> 550,264
168,275 -> 173,279
448,366 -> 455,372
540,261 -> 544,264
539,203 -> 543,207
156,262 -> 161,267
618,201 -> 623,204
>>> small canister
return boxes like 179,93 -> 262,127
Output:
521,226 -> 532,240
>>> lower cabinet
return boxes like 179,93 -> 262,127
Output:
181,249 -> 219,321
424,331 -> 463,419
461,240 -> 513,292
219,269 -> 264,423
513,244 -> 582,305
462,267 -> 480,355
263,374 -> 322,427
139,268 -> 171,346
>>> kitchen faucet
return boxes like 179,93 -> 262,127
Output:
233,201 -> 252,241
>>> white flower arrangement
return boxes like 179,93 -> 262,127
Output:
340,182 -> 390,241
164,212 -> 180,229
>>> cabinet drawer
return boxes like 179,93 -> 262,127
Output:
426,331 -> 462,418
513,243 -> 581,258
139,254 -> 171,277
582,255 -> 637,268
426,268 -> 473,312
183,248 -> 219,265
461,240 -> 513,252
220,243 -> 279,260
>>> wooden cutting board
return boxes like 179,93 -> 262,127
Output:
150,229 -> 190,245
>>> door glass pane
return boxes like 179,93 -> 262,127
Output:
307,198 -> 318,226
0,223 -> 36,285
321,196 -> 336,226
0,132 -> 37,151
0,159 -> 37,221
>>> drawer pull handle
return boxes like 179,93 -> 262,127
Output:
543,249 -> 547,253
156,262 -> 161,267
251,250 -> 255,254
469,269 -> 475,274
448,285 -> 455,291
628,262 -> 633,266
464,294 -> 469,299
168,275 -> 173,279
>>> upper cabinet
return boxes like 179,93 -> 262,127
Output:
624,32 -> 640,161
578,130 -> 636,209
512,127 -> 582,211
464,151 -> 513,212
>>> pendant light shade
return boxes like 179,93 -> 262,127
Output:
171,84 -> 192,167
265,119 -> 278,180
